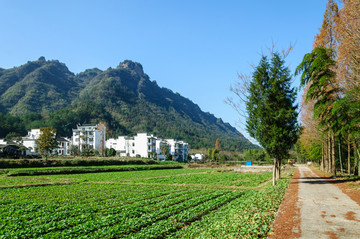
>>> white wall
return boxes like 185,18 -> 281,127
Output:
22,129 -> 41,154
133,133 -> 156,158
57,138 -> 70,155
106,136 -> 127,156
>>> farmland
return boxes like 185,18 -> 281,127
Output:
0,165 -> 290,238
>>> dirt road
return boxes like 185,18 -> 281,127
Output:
296,165 -> 360,238
272,164 -> 360,239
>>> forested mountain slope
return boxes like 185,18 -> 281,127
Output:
0,58 -> 256,151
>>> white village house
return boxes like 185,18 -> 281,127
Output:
106,133 -> 189,161
22,129 -> 41,154
71,123 -> 106,154
106,133 -> 155,157
191,153 -> 205,161
57,137 -> 71,155
164,139 -> 189,160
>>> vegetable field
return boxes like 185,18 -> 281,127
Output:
0,167 -> 290,238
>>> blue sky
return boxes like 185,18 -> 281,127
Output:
0,0 -> 327,143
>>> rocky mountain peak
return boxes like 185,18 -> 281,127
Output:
119,60 -> 144,76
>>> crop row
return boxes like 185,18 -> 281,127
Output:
130,171 -> 272,187
168,179 -> 290,238
1,186 -> 194,227
45,190 -> 236,238
5,164 -> 183,177
0,186 -> 218,238
0,182 -> 186,206
52,168 -> 215,183
124,190 -> 244,239
0,168 -> 215,188
1,185 -> 187,218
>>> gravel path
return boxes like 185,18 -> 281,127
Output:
297,165 -> 360,238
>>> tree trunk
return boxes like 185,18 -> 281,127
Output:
358,148 -> 360,176
339,143 -> 343,173
325,135 -> 329,173
331,133 -> 336,175
354,143 -> 357,176
321,141 -> 326,171
273,158 -> 277,186
328,133 -> 332,173
357,142 -> 360,177
348,135 -> 351,175
277,159 -> 281,180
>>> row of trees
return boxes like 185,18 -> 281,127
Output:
297,0 -> 360,176
228,0 -> 359,185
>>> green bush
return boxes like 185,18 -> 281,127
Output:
165,154 -> 172,160
106,148 -> 116,157
81,149 -> 95,157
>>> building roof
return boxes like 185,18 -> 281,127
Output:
57,137 -> 70,142
0,143 -> 27,149
77,124 -> 97,127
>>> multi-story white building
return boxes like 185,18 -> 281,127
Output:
134,133 -> 157,158
57,138 -> 70,155
168,139 -> 189,161
155,139 -> 169,159
106,136 -> 131,157
106,133 -> 189,160
72,124 -> 106,153
106,133 -> 157,158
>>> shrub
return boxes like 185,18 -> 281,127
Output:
165,154 -> 172,160
106,148 -> 116,157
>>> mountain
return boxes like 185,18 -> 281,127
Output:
0,57 -> 257,151
0,57 -> 80,115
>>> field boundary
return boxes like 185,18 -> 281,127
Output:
120,179 -> 272,190
0,181 -> 79,189
3,165 -> 183,176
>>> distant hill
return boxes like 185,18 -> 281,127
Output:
0,57 -> 257,151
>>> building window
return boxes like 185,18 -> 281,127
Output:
132,150 -> 135,154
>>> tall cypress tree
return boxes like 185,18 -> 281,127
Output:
296,47 -> 337,174
247,52 -> 299,185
